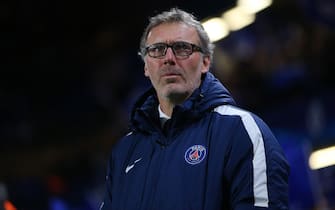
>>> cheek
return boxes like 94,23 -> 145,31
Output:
145,60 -> 161,78
186,60 -> 204,76
144,66 -> 157,82
144,60 -> 153,77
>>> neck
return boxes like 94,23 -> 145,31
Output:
158,100 -> 174,118
158,91 -> 191,117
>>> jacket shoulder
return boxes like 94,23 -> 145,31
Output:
213,105 -> 271,135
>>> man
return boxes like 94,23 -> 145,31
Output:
100,8 -> 289,210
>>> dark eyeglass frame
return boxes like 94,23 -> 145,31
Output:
144,41 -> 204,59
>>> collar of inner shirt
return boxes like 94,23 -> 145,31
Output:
158,105 -> 171,127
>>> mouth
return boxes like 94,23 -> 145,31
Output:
161,73 -> 182,82
162,73 -> 180,77
161,69 -> 181,77
160,68 -> 183,81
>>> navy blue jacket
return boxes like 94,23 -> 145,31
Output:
101,72 -> 289,210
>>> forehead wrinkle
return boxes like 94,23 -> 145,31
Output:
146,23 -> 200,46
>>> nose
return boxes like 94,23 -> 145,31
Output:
163,47 -> 176,65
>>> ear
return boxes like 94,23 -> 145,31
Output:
201,56 -> 210,73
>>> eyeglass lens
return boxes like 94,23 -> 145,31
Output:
146,42 -> 199,58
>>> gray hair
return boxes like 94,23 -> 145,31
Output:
139,8 -> 215,62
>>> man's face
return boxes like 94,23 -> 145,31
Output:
144,22 -> 210,103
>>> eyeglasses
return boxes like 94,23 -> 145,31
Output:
144,41 -> 203,59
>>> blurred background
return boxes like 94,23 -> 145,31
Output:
1,0 -> 334,209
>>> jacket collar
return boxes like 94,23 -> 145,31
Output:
129,72 -> 235,134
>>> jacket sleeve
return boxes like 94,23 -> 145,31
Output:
100,155 -> 114,210
224,113 -> 290,210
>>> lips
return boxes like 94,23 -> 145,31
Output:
162,72 -> 180,77
161,68 -> 181,77
161,73 -> 182,83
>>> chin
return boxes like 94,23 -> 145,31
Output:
164,87 -> 190,103
163,85 -> 183,96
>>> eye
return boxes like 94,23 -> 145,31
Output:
173,42 -> 191,50
173,42 -> 192,55
148,43 -> 166,54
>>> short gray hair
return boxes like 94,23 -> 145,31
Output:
139,8 -> 214,62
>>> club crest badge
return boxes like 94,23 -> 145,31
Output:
184,145 -> 207,165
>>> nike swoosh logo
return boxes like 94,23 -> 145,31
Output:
125,158 -> 142,174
